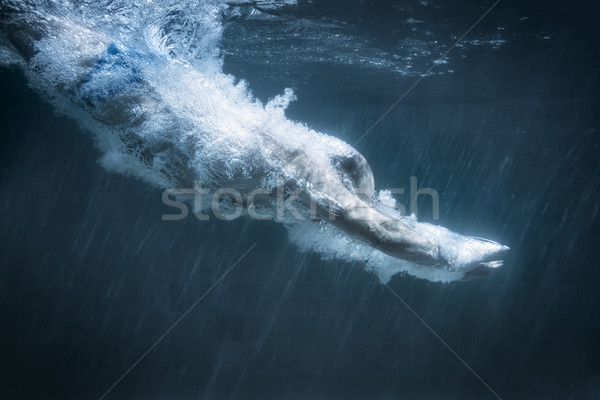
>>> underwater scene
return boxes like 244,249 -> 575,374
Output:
1,0 -> 599,399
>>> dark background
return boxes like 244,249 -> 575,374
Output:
1,0 -> 599,399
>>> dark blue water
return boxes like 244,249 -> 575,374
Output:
1,0 -> 599,399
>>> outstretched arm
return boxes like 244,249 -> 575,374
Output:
313,187 -> 445,266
